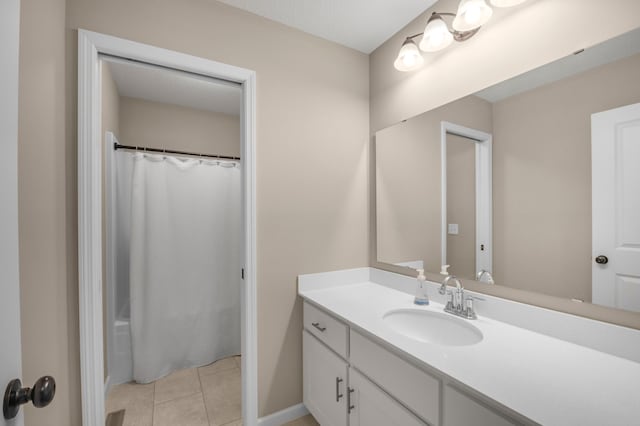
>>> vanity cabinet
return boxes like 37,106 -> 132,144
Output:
303,301 -> 429,426
303,301 -> 523,426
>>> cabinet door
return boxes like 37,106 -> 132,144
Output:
304,331 -> 348,426
444,385 -> 519,426
348,368 -> 426,426
350,330 -> 440,425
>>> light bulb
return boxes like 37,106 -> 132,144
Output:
452,0 -> 493,32
403,54 -> 417,67
419,16 -> 453,52
490,0 -> 527,6
394,39 -> 424,72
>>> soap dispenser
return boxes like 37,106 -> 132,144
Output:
414,269 -> 429,305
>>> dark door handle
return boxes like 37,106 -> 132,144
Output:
3,376 -> 56,419
595,255 -> 609,265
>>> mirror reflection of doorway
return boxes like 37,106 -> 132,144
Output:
440,122 -> 493,281
446,134 -> 477,279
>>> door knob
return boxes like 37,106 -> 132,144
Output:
595,255 -> 609,265
3,376 -> 56,419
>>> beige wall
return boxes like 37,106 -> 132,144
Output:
119,97 -> 240,157
446,134 -> 475,279
19,1 -> 369,425
376,95 -> 491,272
18,0 -> 80,424
370,0 -> 640,132
492,52 -> 640,301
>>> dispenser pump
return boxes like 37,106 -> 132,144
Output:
417,268 -> 426,281
414,269 -> 430,305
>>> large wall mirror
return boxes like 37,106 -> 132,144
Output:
375,27 -> 640,316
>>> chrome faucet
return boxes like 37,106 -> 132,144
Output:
476,269 -> 495,284
439,274 -> 460,295
440,274 -> 477,320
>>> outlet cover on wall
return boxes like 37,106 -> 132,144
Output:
448,224 -> 459,235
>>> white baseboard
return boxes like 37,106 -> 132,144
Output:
104,375 -> 111,398
257,403 -> 309,426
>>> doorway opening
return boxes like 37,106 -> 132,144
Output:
101,53 -> 244,425
78,30 -> 257,426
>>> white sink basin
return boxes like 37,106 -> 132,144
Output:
383,309 -> 483,347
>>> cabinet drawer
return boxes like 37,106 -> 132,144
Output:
304,302 -> 348,358
350,330 -> 440,425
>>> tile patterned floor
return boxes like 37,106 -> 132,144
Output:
106,356 -> 319,426
106,356 -> 242,426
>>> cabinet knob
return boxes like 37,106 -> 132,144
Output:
3,376 -> 56,419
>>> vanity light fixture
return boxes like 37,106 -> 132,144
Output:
394,0 -> 527,71
419,13 -> 454,52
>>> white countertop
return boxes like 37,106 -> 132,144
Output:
298,273 -> 640,426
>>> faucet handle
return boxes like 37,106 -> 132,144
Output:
465,297 -> 473,310
463,297 -> 477,319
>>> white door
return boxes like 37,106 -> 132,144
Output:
592,102 -> 640,312
348,367 -> 426,426
303,331 -> 348,426
0,0 -> 24,425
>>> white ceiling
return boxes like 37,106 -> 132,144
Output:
216,0 -> 438,53
104,56 -> 242,116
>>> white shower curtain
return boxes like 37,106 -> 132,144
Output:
129,153 -> 241,383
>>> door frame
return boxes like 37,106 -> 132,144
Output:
440,121 -> 493,275
77,30 -> 257,426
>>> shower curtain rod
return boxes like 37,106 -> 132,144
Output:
113,143 -> 241,161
